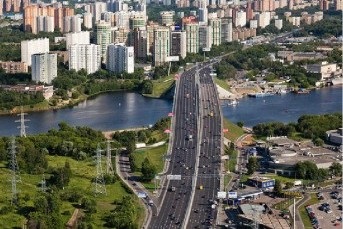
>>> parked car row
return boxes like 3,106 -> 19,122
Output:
306,206 -> 320,229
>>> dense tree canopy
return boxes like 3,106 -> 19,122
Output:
253,113 -> 341,142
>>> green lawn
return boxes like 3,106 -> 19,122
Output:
145,75 -> 175,98
133,144 -> 167,173
0,155 -> 143,228
214,77 -> 231,91
224,174 -> 232,188
228,150 -> 238,172
223,118 -> 244,142
299,193 -> 319,229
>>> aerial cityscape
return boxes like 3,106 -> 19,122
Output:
0,0 -> 341,228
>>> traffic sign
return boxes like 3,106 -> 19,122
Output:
217,191 -> 226,199
167,175 -> 182,180
228,192 -> 237,198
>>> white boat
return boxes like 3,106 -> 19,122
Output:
332,78 -> 343,85
228,100 -> 239,106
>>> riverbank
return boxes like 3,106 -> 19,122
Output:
216,78 -> 342,100
0,89 -> 134,115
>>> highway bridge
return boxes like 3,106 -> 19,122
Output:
149,62 -> 223,229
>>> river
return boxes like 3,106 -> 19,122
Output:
0,87 -> 341,136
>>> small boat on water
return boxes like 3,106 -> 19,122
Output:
227,100 -> 239,106
248,92 -> 274,98
293,88 -> 310,94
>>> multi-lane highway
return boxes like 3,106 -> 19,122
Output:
149,65 -> 199,228
186,66 -> 222,228
149,62 -> 222,228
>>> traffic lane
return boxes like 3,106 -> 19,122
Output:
150,71 -> 199,227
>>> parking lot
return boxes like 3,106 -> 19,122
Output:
309,191 -> 342,228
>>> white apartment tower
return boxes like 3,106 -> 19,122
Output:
235,10 -> 247,27
153,27 -> 170,66
69,44 -> 101,74
83,13 -> 93,29
91,2 -> 107,23
209,18 -> 221,46
31,53 -> 57,84
185,23 -> 199,53
71,16 -> 82,33
21,38 -> 49,66
107,44 -> 134,74
65,31 -> 90,50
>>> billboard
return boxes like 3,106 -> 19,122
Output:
217,191 -> 227,199
228,192 -> 237,198
166,56 -> 180,62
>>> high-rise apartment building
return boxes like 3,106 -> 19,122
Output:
23,5 -> 74,34
153,27 -> 170,66
115,11 -> 130,28
198,8 -> 208,24
21,38 -> 49,66
235,10 -> 246,27
69,44 -> 101,74
334,0 -> 343,10
130,15 -> 146,30
91,2 -> 107,23
65,31 -> 90,50
133,28 -> 148,58
199,25 -> 212,49
31,53 -> 57,84
209,18 -> 221,46
70,15 -> 82,32
107,44 -> 134,74
83,13 -> 93,29
160,11 -> 174,26
95,20 -> 111,62
185,23 -> 199,53
221,18 -> 232,43
170,30 -> 186,59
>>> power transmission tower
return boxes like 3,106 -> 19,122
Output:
105,140 -> 115,175
40,174 -> 47,193
94,144 -> 106,195
15,106 -> 29,137
9,137 -> 21,205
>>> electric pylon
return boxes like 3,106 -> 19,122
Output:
40,174 -> 47,193
9,137 -> 21,205
106,140 -> 115,175
15,106 -> 29,137
94,144 -> 106,195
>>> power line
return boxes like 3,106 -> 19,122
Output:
94,144 -> 106,195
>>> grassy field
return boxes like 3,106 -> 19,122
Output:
223,118 -> 244,142
133,144 -> 167,173
0,155 -> 143,228
224,174 -> 232,188
299,193 -> 319,229
145,75 -> 175,98
214,77 -> 231,91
